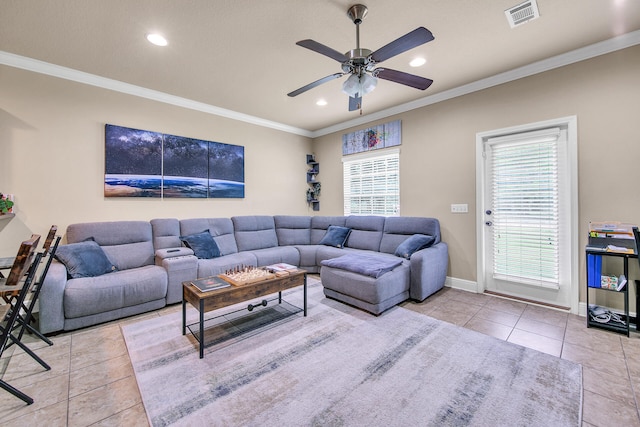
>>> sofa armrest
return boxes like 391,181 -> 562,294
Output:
38,260 -> 68,334
409,242 -> 449,301
155,247 -> 194,264
161,255 -> 198,304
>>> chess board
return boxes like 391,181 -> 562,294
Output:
219,267 -> 276,286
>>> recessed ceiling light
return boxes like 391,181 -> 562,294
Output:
316,99 -> 328,106
409,57 -> 426,67
146,33 -> 168,46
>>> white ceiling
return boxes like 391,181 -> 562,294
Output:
1,0 -> 639,135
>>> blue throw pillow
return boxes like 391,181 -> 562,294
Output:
55,240 -> 117,279
394,234 -> 436,259
180,231 -> 221,259
319,226 -> 352,248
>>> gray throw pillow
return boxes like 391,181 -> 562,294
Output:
394,234 -> 435,259
180,230 -> 221,259
55,240 -> 117,279
319,226 -> 352,248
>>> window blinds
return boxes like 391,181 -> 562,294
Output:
488,128 -> 560,288
343,151 -> 399,216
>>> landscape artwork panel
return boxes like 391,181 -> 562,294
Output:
162,135 -> 209,198
105,124 -> 245,198
208,142 -> 244,198
342,120 -> 401,155
104,124 -> 163,197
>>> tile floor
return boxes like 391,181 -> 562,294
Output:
1,280 -> 639,426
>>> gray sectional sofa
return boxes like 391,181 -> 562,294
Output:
39,215 -> 448,334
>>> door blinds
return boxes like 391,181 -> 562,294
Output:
488,128 -> 561,288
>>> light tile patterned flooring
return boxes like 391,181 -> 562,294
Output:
1,280 -> 639,426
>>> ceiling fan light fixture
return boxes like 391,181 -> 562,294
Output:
342,73 -> 378,97
341,74 -> 360,97
360,73 -> 378,94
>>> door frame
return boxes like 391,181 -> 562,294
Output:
475,116 -> 579,314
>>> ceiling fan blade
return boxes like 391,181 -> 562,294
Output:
370,27 -> 434,63
287,73 -> 345,97
296,39 -> 349,63
375,68 -> 433,90
349,95 -> 362,111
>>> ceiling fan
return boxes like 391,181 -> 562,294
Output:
287,4 -> 434,112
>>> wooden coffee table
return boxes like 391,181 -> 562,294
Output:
182,269 -> 307,358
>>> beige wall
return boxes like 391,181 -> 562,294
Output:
314,45 -> 640,307
1,45 -> 639,308
0,65 -> 313,254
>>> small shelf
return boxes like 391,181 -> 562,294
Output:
306,154 -> 320,211
585,245 -> 635,336
0,213 -> 15,223
186,297 -> 303,352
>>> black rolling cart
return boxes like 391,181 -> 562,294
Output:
585,248 -> 635,336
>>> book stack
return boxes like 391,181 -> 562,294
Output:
266,263 -> 299,277
190,276 -> 231,293
586,253 -> 602,288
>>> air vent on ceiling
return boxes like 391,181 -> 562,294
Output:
505,0 -> 540,28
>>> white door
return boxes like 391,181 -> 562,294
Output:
477,118 -> 578,311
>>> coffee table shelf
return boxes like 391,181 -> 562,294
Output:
185,297 -> 303,352
182,270 -> 307,358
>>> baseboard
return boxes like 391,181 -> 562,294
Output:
578,302 -> 587,318
445,276 -> 478,293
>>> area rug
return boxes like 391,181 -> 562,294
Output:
122,280 -> 583,426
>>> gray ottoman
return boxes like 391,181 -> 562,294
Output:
320,257 -> 410,315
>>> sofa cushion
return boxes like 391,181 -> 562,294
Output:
310,216 -> 347,244
151,218 -> 182,249
274,215 -> 312,245
394,234 -> 436,259
250,246 -> 300,267
319,225 -> 351,248
63,265 -> 167,318
180,218 -> 238,256
66,221 -> 155,269
321,253 -> 403,278
55,240 -> 117,279
380,217 -> 442,254
196,252 -> 257,278
180,231 -> 221,259
233,216 -> 278,251
344,216 -> 385,251
321,261 -> 410,305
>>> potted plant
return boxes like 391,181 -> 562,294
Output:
0,193 -> 14,214
306,183 -> 321,206
306,188 -> 315,204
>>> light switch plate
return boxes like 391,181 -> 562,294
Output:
451,204 -> 468,213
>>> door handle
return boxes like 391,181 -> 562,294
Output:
485,221 -> 493,226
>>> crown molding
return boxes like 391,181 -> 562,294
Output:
1,29 -> 639,140
0,51 -> 313,138
312,29 -> 640,138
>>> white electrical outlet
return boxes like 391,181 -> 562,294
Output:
451,204 -> 468,213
